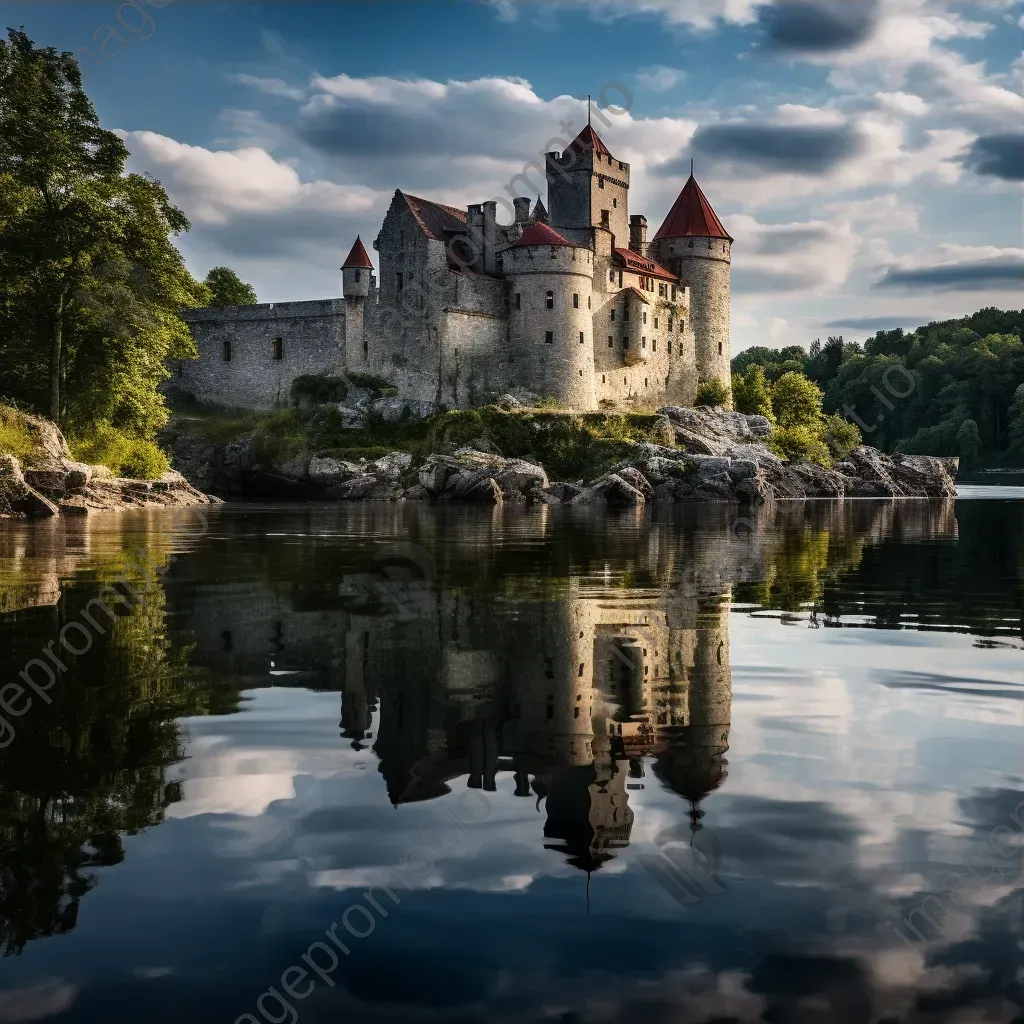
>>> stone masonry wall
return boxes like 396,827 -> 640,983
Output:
173,300 -> 344,409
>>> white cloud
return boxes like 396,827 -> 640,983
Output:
635,65 -> 687,91
874,90 -> 930,117
228,73 -> 306,102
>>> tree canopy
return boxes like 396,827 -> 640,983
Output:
0,28 -> 204,457
202,266 -> 257,307
732,309 -> 1024,466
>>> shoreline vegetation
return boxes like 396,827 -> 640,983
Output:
0,30 -> 1018,514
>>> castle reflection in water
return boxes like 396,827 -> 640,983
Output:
162,500 -> 962,877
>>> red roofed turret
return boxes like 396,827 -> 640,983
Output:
654,175 -> 732,242
342,235 -> 374,269
567,124 -> 612,159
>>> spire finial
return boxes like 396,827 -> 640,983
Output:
588,95 -> 593,126
691,157 -> 695,177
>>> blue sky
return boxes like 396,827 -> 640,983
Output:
8,0 -> 1023,352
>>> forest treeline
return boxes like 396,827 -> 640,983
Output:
732,309 -> 1024,468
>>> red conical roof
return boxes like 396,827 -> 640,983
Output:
654,175 -> 731,241
342,236 -> 374,269
568,124 -> 612,158
511,222 -> 575,248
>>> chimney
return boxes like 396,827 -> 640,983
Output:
629,215 -> 648,257
482,201 -> 497,275
513,197 -> 530,224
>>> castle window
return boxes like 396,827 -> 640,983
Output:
654,317 -> 659,329
608,336 -> 613,348
613,198 -> 618,208
609,270 -> 616,283
545,331 -> 553,344
602,374 -> 606,383
668,340 -> 672,354
623,307 -> 629,322
643,312 -> 648,325
672,286 -> 677,300
652,339 -> 657,352
599,176 -> 605,189
546,291 -> 554,309
645,378 -> 649,388
272,337 -> 283,360
642,337 -> 646,349
222,340 -> 231,362
601,210 -> 610,229
624,378 -> 627,385
588,295 -> 591,309
355,270 -> 361,284
610,308 -> 615,322
515,293 -> 521,309
573,293 -> 579,309
579,331 -> 585,345
668,318 -> 673,333
574,707 -> 580,719
688,240 -> 694,248
718,342 -> 723,355
397,272 -> 404,294
363,335 -> 368,355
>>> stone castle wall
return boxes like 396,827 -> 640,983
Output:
173,300 -> 344,409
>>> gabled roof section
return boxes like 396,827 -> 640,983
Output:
567,124 -> 612,158
532,196 -> 549,224
654,175 -> 732,241
622,286 -> 652,305
511,222 -> 574,248
342,236 -> 373,269
613,247 -> 679,283
399,191 -> 467,241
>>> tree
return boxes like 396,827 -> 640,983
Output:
956,418 -> 982,468
732,365 -> 774,419
770,371 -> 824,429
0,29 -> 203,437
202,266 -> 257,307
695,376 -> 731,407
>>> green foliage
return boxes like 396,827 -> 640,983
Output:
770,424 -> 832,465
695,376 -> 731,407
201,266 -> 257,307
69,424 -> 169,479
346,372 -> 399,398
290,375 -> 349,406
732,308 -> 1024,466
770,371 -> 824,428
0,28 -> 203,459
0,407 -> 34,461
822,413 -> 862,462
731,366 -> 774,420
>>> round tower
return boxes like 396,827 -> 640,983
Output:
506,222 -> 595,411
649,173 -> 733,404
342,235 -> 373,368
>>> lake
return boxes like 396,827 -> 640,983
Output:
0,494 -> 1021,1023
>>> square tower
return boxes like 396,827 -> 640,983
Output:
545,125 -> 630,249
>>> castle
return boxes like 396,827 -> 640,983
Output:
175,122 -> 734,412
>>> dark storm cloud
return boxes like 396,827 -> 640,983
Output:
875,256 -> 1024,290
758,0 -> 879,52
963,133 -> 1024,181
684,122 -> 864,174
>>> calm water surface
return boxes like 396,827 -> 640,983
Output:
0,495 -> 1021,1023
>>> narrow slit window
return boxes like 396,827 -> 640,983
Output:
573,293 -> 579,309
272,337 -> 283,360
610,308 -> 616,322
608,336 -> 614,348
396,272 -> 404,294
652,339 -> 657,352
515,293 -> 521,309
718,342 -> 723,355
546,291 -> 554,310
545,331 -> 554,344
579,331 -> 585,345
222,340 -> 231,362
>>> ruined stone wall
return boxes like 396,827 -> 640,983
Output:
173,300 -> 344,410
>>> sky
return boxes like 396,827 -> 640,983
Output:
8,0 -> 1023,353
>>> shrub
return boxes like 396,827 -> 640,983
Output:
291,375 -> 348,406
769,424 -> 831,466
69,424 -> 170,479
731,366 -> 774,419
0,407 -> 35,461
822,413 -> 861,461
695,376 -> 731,407
770,372 -> 823,428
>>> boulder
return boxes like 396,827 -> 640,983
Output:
0,455 -> 59,519
328,475 -> 379,501
404,484 -> 430,501
309,456 -> 362,485
274,453 -> 311,481
788,461 -> 846,499
889,453 -> 958,498
543,482 -> 583,504
419,455 -> 461,496
840,446 -> 906,498
573,473 -> 646,507
496,393 -> 523,410
495,457 -> 548,498
370,397 -> 436,423
448,470 -> 503,504
370,451 -> 413,480
617,467 -> 653,498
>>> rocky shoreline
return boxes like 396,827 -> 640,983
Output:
163,406 -> 958,508
0,413 -> 218,520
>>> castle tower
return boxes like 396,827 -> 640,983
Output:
341,236 -> 374,367
545,124 -> 630,250
505,222 -> 596,411
649,174 -> 733,403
